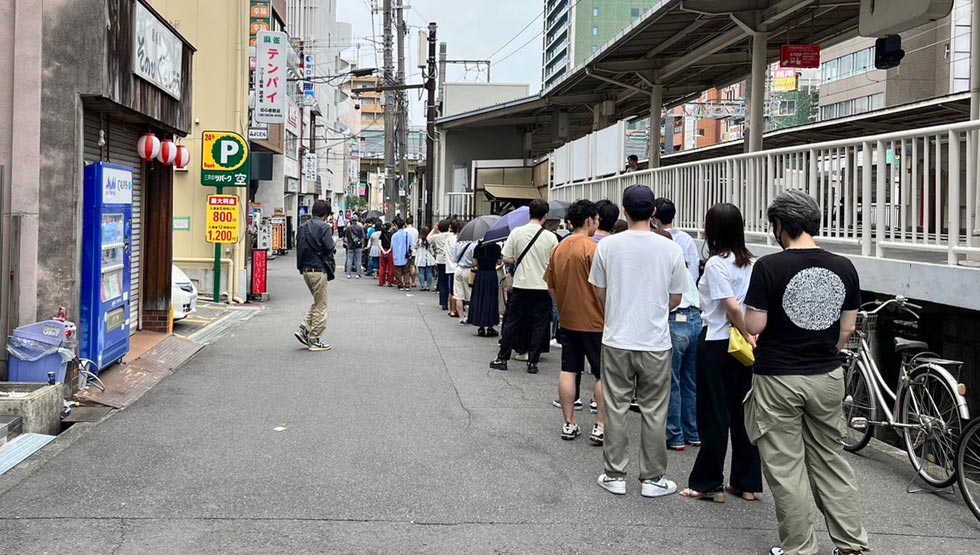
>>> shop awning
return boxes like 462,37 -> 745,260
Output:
483,185 -> 542,201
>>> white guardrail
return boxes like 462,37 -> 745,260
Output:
552,120 -> 980,266
445,191 -> 474,220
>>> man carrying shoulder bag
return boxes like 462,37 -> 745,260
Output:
295,200 -> 336,352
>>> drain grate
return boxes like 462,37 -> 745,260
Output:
0,433 -> 55,476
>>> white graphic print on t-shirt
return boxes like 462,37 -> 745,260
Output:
781,267 -> 846,331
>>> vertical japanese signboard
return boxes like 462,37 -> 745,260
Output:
255,31 -> 287,124
249,1 -> 271,47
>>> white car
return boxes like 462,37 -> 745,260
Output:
172,265 -> 198,320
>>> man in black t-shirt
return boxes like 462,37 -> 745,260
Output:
744,191 -> 869,555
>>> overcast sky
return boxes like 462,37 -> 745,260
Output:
337,0 -> 543,124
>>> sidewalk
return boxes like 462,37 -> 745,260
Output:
0,253 -> 977,554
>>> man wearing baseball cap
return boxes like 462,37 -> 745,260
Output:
589,185 -> 688,498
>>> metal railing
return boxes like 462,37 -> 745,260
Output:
444,192 -> 474,220
552,120 -> 980,266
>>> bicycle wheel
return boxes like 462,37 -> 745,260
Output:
899,367 -> 963,488
841,359 -> 876,452
958,418 -> 980,524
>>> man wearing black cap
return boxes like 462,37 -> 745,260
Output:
588,185 -> 688,498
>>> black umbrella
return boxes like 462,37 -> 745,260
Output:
458,215 -> 501,243
361,210 -> 383,221
548,200 -> 570,221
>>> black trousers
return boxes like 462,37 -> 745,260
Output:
496,288 -> 552,364
688,330 -> 763,494
436,264 -> 449,308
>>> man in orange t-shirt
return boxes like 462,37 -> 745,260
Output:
544,199 -> 606,445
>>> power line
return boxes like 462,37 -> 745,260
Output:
484,9 -> 544,60
491,0 -> 586,67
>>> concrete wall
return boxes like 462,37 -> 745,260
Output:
436,126 -> 525,217
153,0 -> 250,301
442,84 -> 531,118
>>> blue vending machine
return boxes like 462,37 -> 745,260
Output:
80,162 -> 134,371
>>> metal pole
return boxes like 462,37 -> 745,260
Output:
396,1 -> 409,218
649,83 -> 664,168
748,30 -> 767,153
424,22 -> 438,228
383,0 -> 395,220
214,186 -> 222,302
972,0 -> 980,119
437,42 -> 447,106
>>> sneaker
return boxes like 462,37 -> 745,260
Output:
307,340 -> 332,352
551,398 -> 583,411
667,444 -> 686,452
641,476 -> 678,498
629,399 -> 641,413
561,423 -> 580,440
597,474 -> 627,495
832,549 -> 863,555
294,326 -> 310,346
590,398 -> 598,413
346,274 -> 351,279
514,352 -> 529,362
355,275 -> 362,279
526,363 -> 539,374
489,358 -> 508,371
687,440 -> 702,447
589,424 -> 604,445
550,338 -> 562,349
769,549 -> 785,555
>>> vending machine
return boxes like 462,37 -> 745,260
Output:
80,162 -> 133,371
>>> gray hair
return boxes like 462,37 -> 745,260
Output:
767,190 -> 821,239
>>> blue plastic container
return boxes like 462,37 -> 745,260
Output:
6,320 -> 76,383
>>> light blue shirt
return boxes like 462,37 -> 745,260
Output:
392,229 -> 412,266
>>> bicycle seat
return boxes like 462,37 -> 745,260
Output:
894,337 -> 928,353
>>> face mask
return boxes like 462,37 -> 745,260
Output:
773,223 -> 784,249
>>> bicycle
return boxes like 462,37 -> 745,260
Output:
841,296 -> 970,488
956,418 -> 980,523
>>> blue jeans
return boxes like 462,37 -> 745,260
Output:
419,265 -> 434,289
667,309 -> 701,447
368,256 -> 379,275
552,304 -> 560,338
345,248 -> 363,276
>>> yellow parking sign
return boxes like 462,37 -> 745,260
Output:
206,195 -> 240,244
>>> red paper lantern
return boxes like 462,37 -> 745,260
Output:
157,139 -> 178,165
175,144 -> 190,169
136,132 -> 161,161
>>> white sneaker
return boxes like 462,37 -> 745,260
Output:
550,338 -> 562,349
641,476 -> 678,498
561,423 -> 580,440
514,352 -> 529,362
597,473 -> 626,495
551,398 -> 583,411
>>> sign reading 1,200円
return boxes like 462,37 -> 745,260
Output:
206,195 -> 240,244
201,131 -> 250,187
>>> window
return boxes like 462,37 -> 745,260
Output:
777,100 -> 797,116
854,48 -> 871,73
823,59 -> 838,83
592,26 -> 599,35
839,55 -> 854,80
593,7 -> 599,16
592,45 -> 599,53
631,7 -> 641,17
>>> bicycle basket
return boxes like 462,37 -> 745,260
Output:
845,313 -> 878,350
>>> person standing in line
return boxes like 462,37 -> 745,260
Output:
343,215 -> 365,279
443,220 -> 461,316
592,200 -> 620,243
468,240 -> 502,337
652,198 -> 702,451
453,234 -> 476,324
545,200 -> 606,446
415,226 -> 436,291
391,218 -> 413,291
336,210 -> 347,241
294,199 -> 335,352
681,204 -> 762,502
429,220 -> 452,310
367,221 -> 382,277
489,199 -> 559,375
378,222 -> 396,287
405,216 -> 420,288
588,185 -> 687,498
743,191 -> 869,555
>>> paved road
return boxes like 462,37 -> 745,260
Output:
1,254 -> 979,554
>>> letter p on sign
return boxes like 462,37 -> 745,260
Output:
220,140 -> 240,164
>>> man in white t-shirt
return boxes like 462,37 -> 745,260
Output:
490,199 -> 559,374
589,185 -> 687,499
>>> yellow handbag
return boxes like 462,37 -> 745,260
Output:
728,328 -> 755,366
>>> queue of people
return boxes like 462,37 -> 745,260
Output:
314,187 -> 867,555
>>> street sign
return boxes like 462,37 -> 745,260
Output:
248,127 -> 269,140
201,131 -> 250,186
206,195 -> 240,244
254,31 -> 288,124
303,153 -> 318,182
780,44 -> 821,68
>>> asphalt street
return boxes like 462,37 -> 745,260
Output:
1,253 -> 978,554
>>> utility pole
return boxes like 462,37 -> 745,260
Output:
424,22 -> 437,228
382,0 -> 395,219
396,1 -> 409,219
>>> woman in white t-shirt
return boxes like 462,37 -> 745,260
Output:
682,203 -> 763,503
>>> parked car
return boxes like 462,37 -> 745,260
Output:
172,265 -> 198,320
